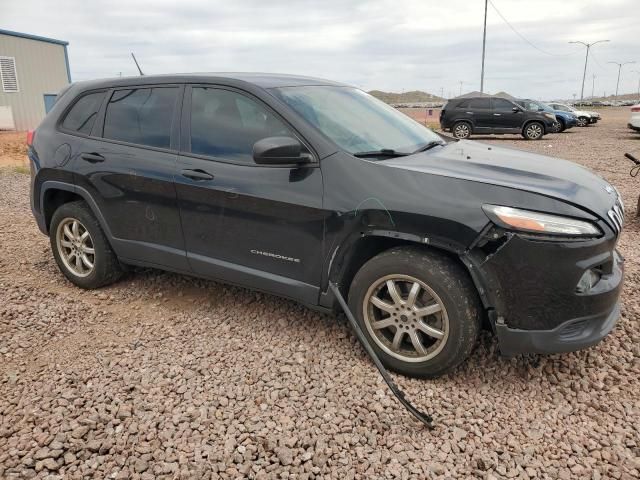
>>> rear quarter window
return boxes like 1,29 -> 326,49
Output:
61,91 -> 106,135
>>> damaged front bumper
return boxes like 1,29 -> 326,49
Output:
466,227 -> 624,356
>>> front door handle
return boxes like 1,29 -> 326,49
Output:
181,169 -> 214,181
493,113 -> 502,116
81,152 -> 105,163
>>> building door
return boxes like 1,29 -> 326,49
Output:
43,94 -> 57,113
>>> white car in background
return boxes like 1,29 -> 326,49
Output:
629,104 -> 640,132
548,102 -> 597,127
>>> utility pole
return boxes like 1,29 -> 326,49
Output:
480,0 -> 488,93
608,61 -> 636,102
569,40 -> 609,101
440,87 -> 444,99
459,81 -> 464,96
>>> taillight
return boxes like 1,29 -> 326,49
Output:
631,106 -> 640,113
26,130 -> 35,146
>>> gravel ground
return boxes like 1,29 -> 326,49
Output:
1,110 -> 639,479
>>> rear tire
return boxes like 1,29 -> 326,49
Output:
50,201 -> 123,289
577,116 -> 589,127
452,121 -> 472,139
522,121 -> 544,140
348,247 -> 481,378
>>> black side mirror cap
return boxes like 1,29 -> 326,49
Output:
512,106 -> 522,112
253,137 -> 312,165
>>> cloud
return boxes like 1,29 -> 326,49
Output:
2,0 -> 638,98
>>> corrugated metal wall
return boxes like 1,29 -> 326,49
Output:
0,34 -> 69,131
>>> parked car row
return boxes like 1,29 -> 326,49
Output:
440,96 -> 601,140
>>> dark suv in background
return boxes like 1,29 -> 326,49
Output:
29,74 -> 624,378
440,96 -> 557,140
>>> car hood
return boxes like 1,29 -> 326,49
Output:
382,140 -> 617,220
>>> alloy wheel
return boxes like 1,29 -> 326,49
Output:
453,123 -> 470,139
526,123 -> 543,139
363,274 -> 449,362
577,117 -> 588,127
56,218 -> 95,277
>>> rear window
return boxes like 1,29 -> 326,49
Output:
455,100 -> 470,109
61,92 -> 105,135
103,87 -> 178,149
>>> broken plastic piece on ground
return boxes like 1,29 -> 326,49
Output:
329,282 -> 434,429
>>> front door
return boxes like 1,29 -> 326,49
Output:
490,98 -> 523,131
73,85 -> 188,271
175,86 -> 325,304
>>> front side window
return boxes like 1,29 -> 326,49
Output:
61,92 -> 105,135
190,87 -> 293,162
272,86 -> 441,155
103,87 -> 178,149
493,98 -> 516,111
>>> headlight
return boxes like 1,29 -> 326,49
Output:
483,205 -> 601,236
544,113 -> 556,120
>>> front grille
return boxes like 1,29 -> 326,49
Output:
607,196 -> 624,235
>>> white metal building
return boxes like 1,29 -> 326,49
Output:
0,29 -> 71,131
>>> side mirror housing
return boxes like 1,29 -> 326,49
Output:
512,106 -> 522,112
253,137 -> 312,165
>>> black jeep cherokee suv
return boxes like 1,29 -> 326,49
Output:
29,74 -> 623,378
440,96 -> 557,140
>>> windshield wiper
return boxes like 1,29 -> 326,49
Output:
353,149 -> 410,158
411,140 -> 445,154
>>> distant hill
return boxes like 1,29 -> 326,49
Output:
369,90 -> 444,104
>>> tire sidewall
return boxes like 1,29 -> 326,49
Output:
348,248 -> 480,378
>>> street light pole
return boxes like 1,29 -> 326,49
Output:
591,74 -> 595,99
459,80 -> 464,96
569,40 -> 609,102
480,0 -> 488,93
608,61 -> 636,102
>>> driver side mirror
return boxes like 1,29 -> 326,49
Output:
512,106 -> 522,113
253,137 -> 313,165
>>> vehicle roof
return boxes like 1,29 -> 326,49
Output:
69,73 -> 348,91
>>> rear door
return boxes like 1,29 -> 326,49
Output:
490,98 -> 523,131
174,85 -> 325,304
466,98 -> 492,132
72,85 -> 188,271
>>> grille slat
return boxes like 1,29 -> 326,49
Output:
607,197 -> 624,236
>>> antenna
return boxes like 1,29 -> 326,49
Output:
131,53 -> 144,76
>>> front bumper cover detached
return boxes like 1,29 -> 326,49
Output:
496,302 -> 620,356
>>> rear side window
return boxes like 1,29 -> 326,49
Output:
190,87 -> 293,163
103,87 -> 178,149
455,100 -> 469,109
61,92 -> 105,135
469,98 -> 490,109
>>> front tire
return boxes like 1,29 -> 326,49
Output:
577,116 -> 589,127
522,121 -> 544,140
50,201 -> 123,289
348,247 -> 481,378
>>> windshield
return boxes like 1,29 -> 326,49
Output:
520,100 -> 554,113
272,86 -> 442,155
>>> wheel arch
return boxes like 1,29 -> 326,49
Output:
522,119 -> 546,135
321,231 -> 482,311
40,182 -> 114,241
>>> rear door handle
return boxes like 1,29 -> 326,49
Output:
181,169 -> 214,181
493,113 -> 502,116
465,111 -> 474,114
81,152 -> 105,163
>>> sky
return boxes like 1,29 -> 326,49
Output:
2,0 -> 639,99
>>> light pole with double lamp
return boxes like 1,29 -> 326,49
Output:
569,39 -> 610,102
608,61 -> 636,103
